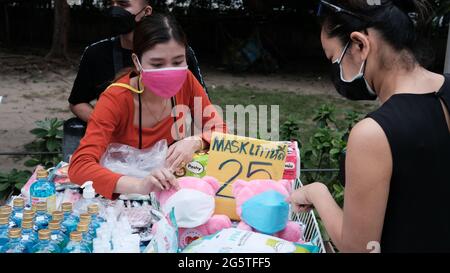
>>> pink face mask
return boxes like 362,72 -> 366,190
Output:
136,58 -> 188,99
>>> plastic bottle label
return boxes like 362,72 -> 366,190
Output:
36,216 -> 44,222
31,194 -> 57,213
15,213 -> 23,218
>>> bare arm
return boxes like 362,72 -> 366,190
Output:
70,103 -> 94,123
291,118 -> 392,252
114,168 -> 179,196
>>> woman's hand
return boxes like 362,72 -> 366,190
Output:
141,168 -> 179,193
288,182 -> 328,213
166,136 -> 203,172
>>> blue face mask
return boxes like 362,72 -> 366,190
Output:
241,190 -> 290,235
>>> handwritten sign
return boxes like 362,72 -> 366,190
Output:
207,132 -> 288,220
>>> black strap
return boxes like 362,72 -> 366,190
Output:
186,46 -> 208,95
112,36 -> 124,75
437,74 -> 450,113
138,93 -> 143,150
171,97 -> 180,141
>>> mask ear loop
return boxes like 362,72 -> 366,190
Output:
337,41 -> 368,83
133,54 -> 144,149
138,93 -> 143,149
335,41 -> 350,64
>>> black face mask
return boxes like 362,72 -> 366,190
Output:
330,42 -> 377,101
108,6 -> 145,35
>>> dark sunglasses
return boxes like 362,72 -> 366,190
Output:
317,0 -> 370,21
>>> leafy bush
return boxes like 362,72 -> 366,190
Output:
280,117 -> 301,142
24,118 -> 63,169
302,105 -> 363,207
0,169 -> 32,202
280,104 -> 363,208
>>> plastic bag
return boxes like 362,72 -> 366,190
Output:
100,140 -> 168,179
121,201 -> 153,228
182,228 -> 320,253
145,209 -> 178,253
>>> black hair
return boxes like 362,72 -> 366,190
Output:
112,13 -> 187,82
133,13 -> 187,60
320,0 -> 434,69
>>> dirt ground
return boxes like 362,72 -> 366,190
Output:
0,50 -> 336,172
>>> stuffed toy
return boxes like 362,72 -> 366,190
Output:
153,176 -> 232,248
232,179 -> 304,243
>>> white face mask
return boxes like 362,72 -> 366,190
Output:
162,189 -> 215,228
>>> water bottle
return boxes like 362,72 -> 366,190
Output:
0,228 -> 26,253
11,198 -> 25,228
61,203 -> 79,234
77,222 -> 94,251
21,219 -> 38,253
88,204 -> 105,237
0,206 -> 14,228
63,231 -> 91,253
34,202 -> 50,230
31,229 -> 61,253
30,170 -> 56,213
0,215 -> 10,249
22,209 -> 36,230
48,220 -> 69,249
51,211 -> 66,233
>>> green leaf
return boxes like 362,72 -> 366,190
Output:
30,128 -> 49,138
46,138 -> 58,152
0,183 -> 11,192
36,120 -> 50,131
314,132 -> 325,138
24,159 -> 40,167
55,120 -> 64,128
15,183 -> 25,190
330,148 -> 340,155
56,131 -> 64,138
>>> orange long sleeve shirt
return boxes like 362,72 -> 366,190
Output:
68,71 -> 228,199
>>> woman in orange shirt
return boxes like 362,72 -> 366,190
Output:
69,14 -> 227,199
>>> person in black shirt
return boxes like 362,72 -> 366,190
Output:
68,0 -> 207,122
289,0 -> 450,253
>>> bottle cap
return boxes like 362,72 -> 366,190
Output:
23,209 -> 36,217
79,213 -> 91,222
48,220 -> 61,230
38,229 -> 50,240
13,198 -> 25,208
36,202 -> 47,212
0,211 -> 10,219
0,205 -> 12,214
9,228 -> 21,239
61,202 -> 73,212
70,231 -> 82,242
22,219 -> 33,229
0,216 -> 9,225
36,169 -> 48,179
77,223 -> 89,232
87,204 -> 99,215
51,211 -> 64,221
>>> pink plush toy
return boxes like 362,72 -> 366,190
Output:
232,179 -> 304,243
153,176 -> 232,248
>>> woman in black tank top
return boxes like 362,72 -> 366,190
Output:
289,1 -> 450,253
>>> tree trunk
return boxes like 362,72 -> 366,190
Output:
3,3 -> 11,46
46,0 -> 70,60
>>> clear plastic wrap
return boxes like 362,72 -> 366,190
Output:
100,140 -> 168,179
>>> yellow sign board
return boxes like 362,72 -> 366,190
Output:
207,132 -> 288,220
